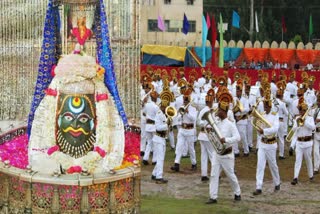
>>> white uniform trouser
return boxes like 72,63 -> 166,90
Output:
175,131 -> 196,165
314,138 -> 320,171
140,121 -> 147,152
209,154 -> 241,199
143,132 -> 156,162
168,129 -> 175,149
152,140 -> 166,179
278,121 -> 287,157
247,118 -> 253,148
294,145 -> 313,178
234,124 -> 249,154
256,146 -> 280,189
200,140 -> 214,177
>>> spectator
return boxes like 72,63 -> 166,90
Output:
240,60 -> 247,69
281,62 -> 288,70
274,60 -> 281,69
306,63 -> 313,71
249,59 -> 256,69
268,61 -> 273,69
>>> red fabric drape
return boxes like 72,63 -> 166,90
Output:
269,49 -> 295,63
243,48 -> 269,62
140,64 -> 320,90
296,50 -> 320,64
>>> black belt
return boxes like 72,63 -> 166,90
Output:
182,123 -> 194,129
316,127 -> 320,132
201,127 -> 212,132
155,130 -> 166,138
220,147 -> 232,155
262,137 -> 276,144
279,117 -> 284,122
297,136 -> 313,142
146,119 -> 155,124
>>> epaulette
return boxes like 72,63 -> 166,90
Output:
271,111 -> 277,115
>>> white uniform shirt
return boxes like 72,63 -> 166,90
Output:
153,110 -> 168,143
143,102 -> 159,132
292,115 -> 316,148
304,88 -> 317,107
314,107 -> 320,140
180,105 -> 197,136
286,82 -> 298,98
234,96 -> 250,125
259,111 -> 280,150
216,117 -> 241,156
270,82 -> 278,97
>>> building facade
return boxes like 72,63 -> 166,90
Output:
141,0 -> 203,46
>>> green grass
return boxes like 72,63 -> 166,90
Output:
141,195 -> 249,214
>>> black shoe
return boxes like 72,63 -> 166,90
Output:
201,176 -> 209,181
140,151 -> 145,157
234,194 -> 241,201
252,189 -> 262,195
291,178 -> 298,185
310,177 -> 314,182
289,147 -> 294,156
205,198 -> 217,204
234,153 -> 240,158
191,164 -> 197,171
275,184 -> 280,191
243,153 -> 249,157
279,156 -> 286,160
156,178 -> 168,184
142,160 -> 149,165
249,146 -> 253,152
152,162 -> 157,165
170,163 -> 180,172
151,175 -> 156,180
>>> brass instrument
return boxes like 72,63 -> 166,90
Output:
286,107 -> 311,142
201,110 -> 230,155
233,99 -> 244,114
178,100 -> 193,116
250,108 -> 273,137
165,106 -> 177,125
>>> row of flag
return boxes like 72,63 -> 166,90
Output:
157,12 -> 314,37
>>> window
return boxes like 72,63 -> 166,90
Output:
181,20 -> 196,32
186,0 -> 194,5
165,20 -> 179,32
164,0 -> 171,4
148,19 -> 160,32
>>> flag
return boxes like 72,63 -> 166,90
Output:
309,14 -> 313,38
232,11 -> 240,28
255,11 -> 259,32
157,15 -> 165,31
202,15 -> 208,67
206,12 -> 211,29
218,13 -> 224,68
182,13 -> 189,35
281,16 -> 287,33
209,14 -> 217,66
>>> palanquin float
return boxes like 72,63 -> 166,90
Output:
0,0 -> 140,213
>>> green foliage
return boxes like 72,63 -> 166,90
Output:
290,35 -> 303,45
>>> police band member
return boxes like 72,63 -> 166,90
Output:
171,88 -> 197,172
313,92 -> 320,174
275,81 -> 289,159
151,90 -> 173,184
142,91 -> 159,165
206,91 -> 241,204
291,98 -> 316,185
253,91 -> 281,195
233,80 -> 250,157
197,89 -> 215,181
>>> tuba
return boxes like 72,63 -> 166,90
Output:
201,110 -> 230,155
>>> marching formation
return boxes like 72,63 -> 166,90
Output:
140,66 -> 320,203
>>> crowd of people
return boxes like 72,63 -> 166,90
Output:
140,66 -> 319,204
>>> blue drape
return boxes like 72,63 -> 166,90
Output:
27,0 -> 61,136
224,47 -> 242,61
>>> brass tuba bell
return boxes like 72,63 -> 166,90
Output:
233,99 -> 244,114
